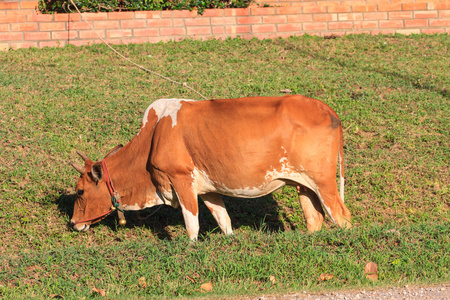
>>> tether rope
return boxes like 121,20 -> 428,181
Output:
69,0 -> 209,100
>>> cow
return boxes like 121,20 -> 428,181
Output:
69,95 -> 351,240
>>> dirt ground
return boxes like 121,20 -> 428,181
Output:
248,283 -> 450,300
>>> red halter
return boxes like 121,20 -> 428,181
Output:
73,159 -> 126,226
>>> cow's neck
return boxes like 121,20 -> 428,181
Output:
102,131 -> 154,207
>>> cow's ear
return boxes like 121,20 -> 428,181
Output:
91,163 -> 103,183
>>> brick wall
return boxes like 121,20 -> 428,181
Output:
1,0 -> 449,50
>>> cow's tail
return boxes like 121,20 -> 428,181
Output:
338,124 -> 345,202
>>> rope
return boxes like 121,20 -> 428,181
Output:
68,0 -> 209,100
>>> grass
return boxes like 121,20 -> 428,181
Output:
0,34 -> 449,299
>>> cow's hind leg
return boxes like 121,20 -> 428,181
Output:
200,193 -> 233,235
297,185 -> 325,233
170,177 -> 200,241
313,178 -> 351,229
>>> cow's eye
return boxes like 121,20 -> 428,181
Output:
76,190 -> 84,196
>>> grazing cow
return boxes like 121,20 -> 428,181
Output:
70,95 -> 351,240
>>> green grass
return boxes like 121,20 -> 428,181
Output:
0,34 -> 449,299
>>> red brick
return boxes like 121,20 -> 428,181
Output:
0,2 -> 19,9
0,32 -> 23,41
352,5 -> 376,12
276,7 -> 301,15
225,8 -> 250,17
68,21 -> 93,30
396,29 -> 420,35
106,29 -> 132,38
11,23 -> 38,31
328,21 -> 353,30
160,28 -> 186,36
39,22 -> 66,31
173,10 -> 197,18
185,18 -> 210,26
421,28 -> 445,34
303,5 -> 326,14
11,42 -> 37,49
121,20 -> 146,28
363,12 -> 387,20
377,3 -> 402,11
402,3 -> 427,11
327,4 -> 351,13
338,13 -> 362,21
313,14 -> 337,22
225,25 -> 251,34
287,15 -> 312,23
405,19 -> 428,28
147,19 -> 172,27
379,20 -> 404,28
0,24 -> 8,32
187,27 -> 211,35
251,7 -> 276,16
24,32 -> 50,40
354,21 -> 378,29
389,12 -> 412,19
54,13 -> 80,22
252,24 -> 276,33
211,17 -> 236,25
436,3 -> 450,10
202,9 -> 224,17
430,19 -> 450,27
277,23 -> 302,32
133,28 -> 159,37
161,11 -> 172,18
108,12 -> 134,20
135,11 -> 161,19
0,43 -> 10,51
20,1 -> 39,9
27,14 -> 52,22
6,10 -> 31,17
212,26 -> 224,34
303,22 -> 327,31
94,21 -> 119,29
52,31 -> 78,40
79,30 -> 105,39
439,10 -> 450,18
262,16 -> 287,24
0,15 -> 27,23
173,19 -> 184,27
414,10 -> 438,19
237,16 -> 261,25
80,12 -> 108,20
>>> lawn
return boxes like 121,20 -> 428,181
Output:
0,34 -> 449,299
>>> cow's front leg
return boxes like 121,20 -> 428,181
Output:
170,177 -> 200,241
200,193 -> 233,235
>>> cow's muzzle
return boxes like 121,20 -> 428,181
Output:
70,220 -> 90,232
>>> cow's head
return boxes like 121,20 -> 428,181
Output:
69,152 -> 111,231
69,146 -> 122,231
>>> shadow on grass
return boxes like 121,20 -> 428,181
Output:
56,192 -> 286,240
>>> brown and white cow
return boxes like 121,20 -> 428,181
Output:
70,95 -> 351,240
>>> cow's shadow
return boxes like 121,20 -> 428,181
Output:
57,192 -> 288,240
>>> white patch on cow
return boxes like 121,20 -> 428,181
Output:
141,99 -> 194,131
191,168 -> 216,195
155,189 -> 180,208
320,200 -> 336,223
179,200 -> 199,241
200,194 -> 233,235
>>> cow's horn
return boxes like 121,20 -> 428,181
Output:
69,162 -> 86,174
76,151 -> 90,162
